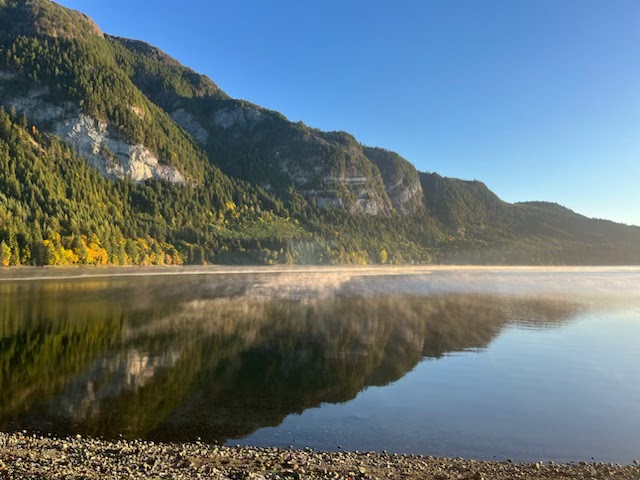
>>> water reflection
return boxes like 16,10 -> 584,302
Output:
0,275 -> 579,442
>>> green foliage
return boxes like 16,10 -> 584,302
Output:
109,36 -> 227,101
0,0 -> 639,267
0,33 -> 209,182
363,146 -> 420,189
0,107 -> 301,265
420,172 -> 510,234
0,0 -> 102,42
420,173 -> 640,264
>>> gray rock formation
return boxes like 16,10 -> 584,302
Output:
0,71 -> 185,184
170,108 -> 209,144
363,146 -> 424,215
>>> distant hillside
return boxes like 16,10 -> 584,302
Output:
0,0 -> 638,266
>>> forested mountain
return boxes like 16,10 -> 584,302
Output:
0,0 -> 638,266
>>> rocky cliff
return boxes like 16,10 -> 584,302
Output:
363,147 -> 424,214
109,35 -> 430,216
0,71 -> 185,183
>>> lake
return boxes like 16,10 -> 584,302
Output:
1,266 -> 639,464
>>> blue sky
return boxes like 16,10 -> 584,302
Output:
59,0 -> 640,225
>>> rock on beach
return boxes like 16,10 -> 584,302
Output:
1,432 -> 639,479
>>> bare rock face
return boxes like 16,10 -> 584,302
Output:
279,161 -> 391,216
205,103 -> 394,215
55,115 -> 185,183
0,83 -> 67,121
384,175 -> 424,214
213,107 -> 267,131
182,100 -> 420,216
0,72 -> 185,184
305,175 -> 387,215
363,146 -> 424,215
170,108 -> 209,144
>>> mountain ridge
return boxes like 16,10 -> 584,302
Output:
0,0 -> 638,266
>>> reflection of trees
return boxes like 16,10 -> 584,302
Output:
151,295 -> 576,441
0,277 -> 578,442
0,282 -> 125,417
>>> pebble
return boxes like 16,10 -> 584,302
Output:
0,432 -> 639,480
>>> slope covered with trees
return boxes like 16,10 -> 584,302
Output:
0,106 -> 306,266
0,0 -> 638,266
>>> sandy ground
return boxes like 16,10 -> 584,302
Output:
1,432 -> 639,480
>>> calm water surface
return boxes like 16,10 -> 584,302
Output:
1,267 -> 639,464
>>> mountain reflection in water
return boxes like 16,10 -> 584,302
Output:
0,273 -> 581,443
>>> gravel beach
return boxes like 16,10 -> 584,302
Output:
1,432 -> 638,480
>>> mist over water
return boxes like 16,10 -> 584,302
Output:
1,267 -> 639,463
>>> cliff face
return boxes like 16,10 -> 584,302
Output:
0,72 -> 185,183
363,147 -> 424,214
0,0 -> 202,185
109,36 -> 430,216
198,100 -> 394,215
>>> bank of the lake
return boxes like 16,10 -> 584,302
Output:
1,432 -> 638,480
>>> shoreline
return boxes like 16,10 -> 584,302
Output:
1,264 -> 640,282
1,432 -> 638,479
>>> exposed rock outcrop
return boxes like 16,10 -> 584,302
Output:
55,115 -> 185,183
363,147 -> 424,215
170,109 -> 209,144
0,71 -> 185,184
168,100 -> 393,215
213,106 -> 267,131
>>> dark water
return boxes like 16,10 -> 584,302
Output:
1,267 -> 639,464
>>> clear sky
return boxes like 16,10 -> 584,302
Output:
58,0 -> 640,225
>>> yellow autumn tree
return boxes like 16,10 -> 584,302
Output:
42,232 -> 77,265
0,241 -> 11,267
85,234 -> 108,265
